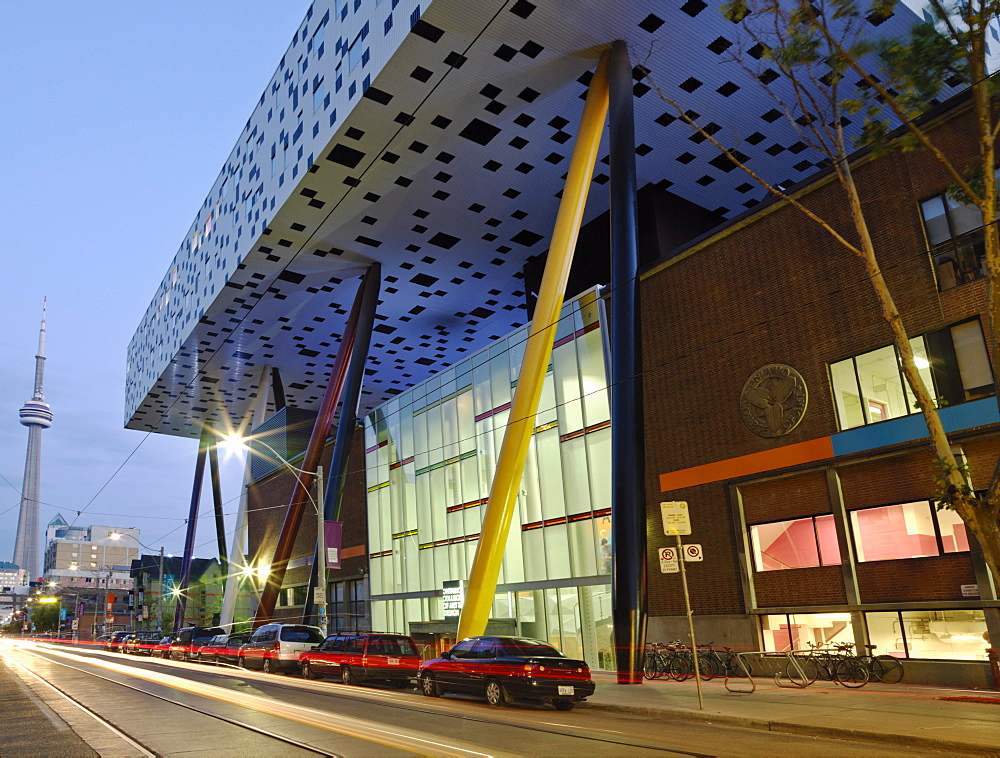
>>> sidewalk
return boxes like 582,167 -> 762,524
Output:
585,670 -> 1000,755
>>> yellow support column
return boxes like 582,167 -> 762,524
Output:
457,51 -> 610,640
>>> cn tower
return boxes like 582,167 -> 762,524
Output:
12,300 -> 53,582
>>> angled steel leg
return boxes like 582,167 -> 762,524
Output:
456,50 -> 611,640
173,425 -> 212,633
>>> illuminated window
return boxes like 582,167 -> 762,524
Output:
867,609 -> 988,660
920,190 -> 989,290
762,613 -> 854,652
850,500 -> 969,562
830,319 -> 993,430
749,515 -> 840,571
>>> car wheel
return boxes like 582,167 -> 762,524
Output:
553,700 -> 575,711
420,673 -> 440,697
237,654 -> 247,669
341,665 -> 355,686
484,679 -> 505,707
302,662 -> 319,680
263,657 -> 276,674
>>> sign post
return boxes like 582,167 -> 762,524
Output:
660,501 -> 703,710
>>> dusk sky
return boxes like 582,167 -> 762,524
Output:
0,1 -> 310,567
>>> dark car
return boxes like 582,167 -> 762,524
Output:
150,636 -> 173,658
418,636 -> 595,710
239,623 -> 325,674
168,626 -> 226,662
299,632 -> 421,687
196,632 -> 251,665
124,631 -> 163,656
105,631 -> 130,653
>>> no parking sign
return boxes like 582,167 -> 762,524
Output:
683,543 -> 703,562
658,546 -> 679,573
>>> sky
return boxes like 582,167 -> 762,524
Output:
0,1 -> 311,569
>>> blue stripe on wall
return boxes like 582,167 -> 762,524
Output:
831,397 -> 1000,457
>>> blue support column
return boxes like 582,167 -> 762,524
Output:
303,262 -> 381,626
607,39 -> 647,684
174,425 -> 211,633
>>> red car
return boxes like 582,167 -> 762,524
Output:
418,636 -> 595,710
299,632 -> 421,687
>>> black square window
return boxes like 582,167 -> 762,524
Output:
481,84 -> 502,99
381,151 -> 400,163
483,160 -> 502,171
717,81 -> 740,97
444,51 -> 467,68
549,116 -> 569,129
520,41 -> 543,58
746,132 -> 766,145
326,143 -> 365,168
408,141 -> 427,153
510,136 -> 528,149
494,44 -> 517,62
695,174 -> 715,186
655,112 -> 676,127
459,118 -> 501,146
431,115 -> 452,129
518,87 -> 540,103
485,100 -> 506,115
680,0 -> 707,17
639,14 -> 664,32
708,36 -> 733,54
758,69 -> 780,85
510,0 -> 536,19
514,113 -> 534,127
679,77 -> 702,93
410,66 -> 433,82
412,20 -> 444,43
761,109 -> 782,123
676,152 -> 696,164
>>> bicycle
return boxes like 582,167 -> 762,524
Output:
855,644 -> 904,683
786,641 -> 854,685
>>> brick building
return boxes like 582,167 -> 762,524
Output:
641,98 -> 998,686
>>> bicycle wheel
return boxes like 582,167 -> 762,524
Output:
726,653 -> 752,678
696,652 -> 719,680
642,653 -> 661,680
871,654 -> 904,684
669,654 -> 693,681
834,657 -> 870,688
785,657 -> 817,686
816,655 -> 837,681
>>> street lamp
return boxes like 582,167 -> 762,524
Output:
106,531 -> 169,632
221,434 -> 328,633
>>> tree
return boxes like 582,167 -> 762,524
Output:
649,0 -> 1000,583
29,603 -> 60,632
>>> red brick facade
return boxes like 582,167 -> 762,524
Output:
641,103 -> 995,630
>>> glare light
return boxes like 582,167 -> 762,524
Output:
109,531 -> 121,540
220,434 -> 249,453
37,597 -> 59,604
945,634 -> 981,641
256,563 -> 271,582
914,356 -> 930,369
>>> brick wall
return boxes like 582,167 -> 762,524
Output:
642,103 -> 993,619
857,554 -> 977,602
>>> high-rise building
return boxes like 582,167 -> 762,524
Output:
43,519 -> 140,594
12,300 -> 53,583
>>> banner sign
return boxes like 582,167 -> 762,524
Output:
324,521 -> 343,569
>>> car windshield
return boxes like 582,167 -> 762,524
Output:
503,639 -> 565,658
279,626 -> 324,643
368,635 -> 418,656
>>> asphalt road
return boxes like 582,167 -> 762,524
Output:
0,642 -> 952,757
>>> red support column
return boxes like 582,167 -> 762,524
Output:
252,266 -> 376,629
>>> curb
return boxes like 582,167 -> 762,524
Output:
590,700 -> 1000,756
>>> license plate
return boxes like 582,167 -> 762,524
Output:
557,686 -> 574,695
388,657 -> 400,666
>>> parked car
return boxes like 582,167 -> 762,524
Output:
105,631 -> 131,653
238,623 -> 325,674
299,632 -> 421,687
196,632 -> 251,665
124,631 -> 163,656
168,626 -> 226,662
150,636 -> 174,659
418,636 -> 595,710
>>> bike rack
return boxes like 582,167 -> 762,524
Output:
723,652 -> 756,694
774,650 -> 812,688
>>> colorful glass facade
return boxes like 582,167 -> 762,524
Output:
364,290 -> 615,667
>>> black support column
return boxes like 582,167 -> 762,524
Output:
607,39 -> 646,684
173,425 -> 211,633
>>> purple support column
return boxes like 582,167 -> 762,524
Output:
173,425 -> 211,633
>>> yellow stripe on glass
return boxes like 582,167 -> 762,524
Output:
457,51 -> 611,640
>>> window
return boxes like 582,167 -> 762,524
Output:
830,320 -> 993,430
313,78 -> 325,113
749,514 -> 840,571
348,32 -> 363,71
761,612 -> 854,652
920,192 -> 987,289
867,609 -> 989,660
850,500 -> 969,562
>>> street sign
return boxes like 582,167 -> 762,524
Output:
660,501 -> 691,536
313,587 -> 325,605
71,619 -> 79,630
658,546 -> 679,574
683,543 -> 704,562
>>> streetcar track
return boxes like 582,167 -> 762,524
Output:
2,647 -> 338,757
30,643 -> 709,757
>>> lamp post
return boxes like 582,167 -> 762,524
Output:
221,435 -> 328,634
107,531 -> 167,631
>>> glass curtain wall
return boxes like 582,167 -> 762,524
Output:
364,291 -> 611,664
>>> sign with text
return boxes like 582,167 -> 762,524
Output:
660,501 -> 691,536
961,584 -> 979,597
658,546 -> 679,574
314,587 -> 325,605
442,580 -> 465,618
683,543 -> 704,562
324,521 -> 343,569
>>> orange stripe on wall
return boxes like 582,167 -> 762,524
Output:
340,545 -> 367,560
659,436 -> 834,492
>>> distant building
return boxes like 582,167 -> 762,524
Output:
0,561 -> 25,590
43,516 -> 140,595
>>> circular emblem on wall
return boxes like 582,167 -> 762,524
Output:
740,364 -> 808,437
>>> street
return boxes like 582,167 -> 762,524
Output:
0,640 -> 951,757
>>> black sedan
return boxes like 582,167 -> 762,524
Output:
418,636 -> 595,710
